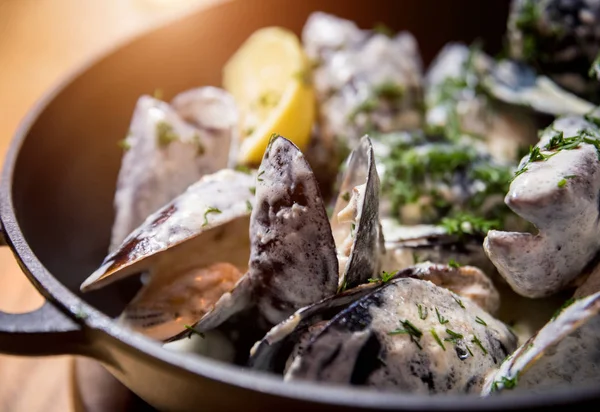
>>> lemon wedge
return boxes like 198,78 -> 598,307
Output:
223,27 -> 315,165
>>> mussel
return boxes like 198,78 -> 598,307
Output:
482,292 -> 600,395
302,11 -> 423,150
252,272 -> 514,394
190,135 -> 384,342
507,0 -> 600,102
81,169 -> 255,340
485,114 -> 600,298
110,87 -> 237,250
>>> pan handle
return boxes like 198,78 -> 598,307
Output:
0,221 -> 88,356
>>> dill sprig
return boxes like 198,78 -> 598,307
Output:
471,334 -> 487,355
430,329 -> 445,351
417,304 -> 428,320
435,307 -> 449,325
475,316 -> 487,326
202,207 -> 222,227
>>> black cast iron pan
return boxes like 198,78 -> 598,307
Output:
1,0 -> 598,410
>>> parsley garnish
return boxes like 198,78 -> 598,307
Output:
350,223 -> 356,237
117,139 -> 131,151
202,207 -> 222,227
471,334 -> 487,355
156,121 -> 179,146
249,187 -> 256,195
246,200 -> 252,212
430,329 -> 445,350
511,166 -> 529,182
475,316 -> 487,326
448,259 -> 461,268
435,307 -> 449,325
257,170 -> 265,182
184,325 -> 205,339
417,304 -> 428,320
453,296 -> 465,309
341,192 -> 351,202
389,320 -> 423,349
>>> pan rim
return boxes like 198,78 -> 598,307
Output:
1,0 -> 599,409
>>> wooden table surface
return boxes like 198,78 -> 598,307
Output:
0,1 -> 219,410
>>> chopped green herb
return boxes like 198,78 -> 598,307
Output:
293,68 -> 312,86
491,373 -> 519,392
117,139 -> 131,151
430,329 -> 445,351
249,186 -> 256,195
246,200 -> 253,212
202,207 -> 222,227
558,174 -> 577,188
244,127 -> 255,136
373,22 -> 394,37
350,222 -> 356,237
235,165 -> 253,174
444,328 -> 464,343
184,325 -> 205,339
373,81 -> 404,101
466,345 -> 474,357
192,133 -> 205,156
589,52 -> 600,79
551,297 -> 576,320
448,259 -> 461,268
435,307 -> 449,325
269,133 -> 279,144
475,316 -> 487,326
389,319 -> 423,349
156,121 -> 179,146
368,271 -> 395,284
453,296 -> 465,309
511,166 -> 529,182
341,192 -> 351,202
257,170 -> 265,182
258,91 -> 279,107
417,304 -> 428,320
348,98 -> 378,121
471,334 -> 487,355
441,212 -> 499,238
339,277 -> 348,293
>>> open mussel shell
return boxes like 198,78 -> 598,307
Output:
424,43 -> 539,164
482,292 -> 600,395
330,136 -> 384,289
250,262 -> 501,374
284,277 -> 516,393
119,262 -> 245,341
507,0 -> 600,102
381,220 -> 497,278
190,136 -> 339,336
81,169 -> 255,292
484,115 -> 600,298
482,60 -> 595,117
302,11 -> 423,148
110,87 -> 237,250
